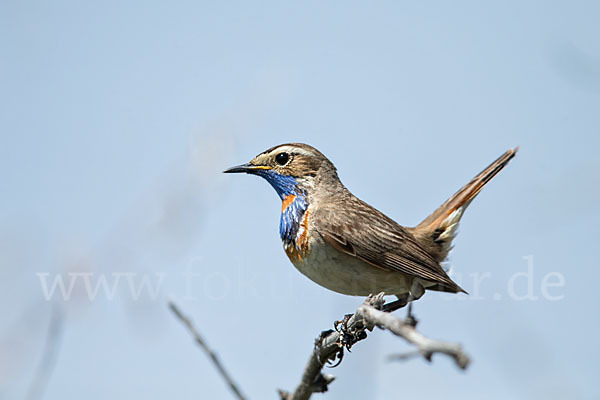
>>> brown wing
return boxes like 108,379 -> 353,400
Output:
313,195 -> 465,293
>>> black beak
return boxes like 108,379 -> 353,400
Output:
223,163 -> 267,174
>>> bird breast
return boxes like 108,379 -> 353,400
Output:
283,207 -> 411,296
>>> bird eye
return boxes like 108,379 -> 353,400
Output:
275,152 -> 289,166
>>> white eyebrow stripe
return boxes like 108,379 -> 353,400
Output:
272,145 -> 316,158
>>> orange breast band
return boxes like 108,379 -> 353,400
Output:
281,194 -> 297,212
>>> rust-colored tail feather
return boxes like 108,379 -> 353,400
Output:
410,147 -> 518,263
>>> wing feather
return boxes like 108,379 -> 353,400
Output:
315,195 -> 465,293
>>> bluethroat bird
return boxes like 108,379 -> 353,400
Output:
225,143 -> 517,309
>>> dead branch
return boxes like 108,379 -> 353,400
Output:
356,302 -> 471,369
279,293 -> 470,400
168,301 -> 247,400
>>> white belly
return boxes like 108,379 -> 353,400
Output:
287,235 -> 412,296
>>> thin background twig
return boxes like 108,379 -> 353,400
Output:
168,301 -> 247,400
26,302 -> 65,400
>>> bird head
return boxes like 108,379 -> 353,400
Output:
224,143 -> 339,200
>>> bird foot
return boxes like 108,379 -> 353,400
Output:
315,329 -> 334,348
314,329 -> 337,366
334,313 -> 367,351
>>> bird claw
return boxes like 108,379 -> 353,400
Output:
327,347 -> 345,368
334,313 -> 367,352
333,314 -> 353,334
317,329 -> 334,343
314,329 -> 333,356
314,329 -> 336,366
316,315 -> 352,368
314,333 -> 344,368
315,313 -> 369,368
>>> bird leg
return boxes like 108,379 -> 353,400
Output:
404,281 -> 425,325
381,294 -> 410,312
383,281 -> 425,321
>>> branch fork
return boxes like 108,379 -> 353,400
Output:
280,293 -> 470,400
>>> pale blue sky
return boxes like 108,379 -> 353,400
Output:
1,1 -> 599,399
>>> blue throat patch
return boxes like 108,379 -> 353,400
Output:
280,195 -> 308,245
254,169 -> 308,245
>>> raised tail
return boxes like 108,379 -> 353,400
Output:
410,147 -> 518,263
